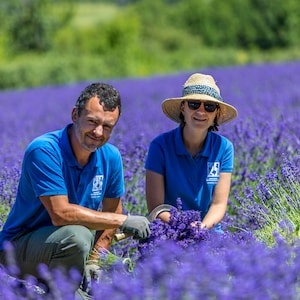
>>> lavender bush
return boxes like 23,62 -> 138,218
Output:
1,60 -> 300,298
231,155 -> 300,246
92,235 -> 300,300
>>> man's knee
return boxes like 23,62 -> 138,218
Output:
58,225 -> 94,255
49,225 -> 94,275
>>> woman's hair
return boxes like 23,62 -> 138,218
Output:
75,82 -> 121,117
208,115 -> 219,132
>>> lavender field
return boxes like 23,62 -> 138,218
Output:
0,61 -> 300,299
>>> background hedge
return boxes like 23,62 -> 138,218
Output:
0,0 -> 300,90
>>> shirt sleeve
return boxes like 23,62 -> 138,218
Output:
145,138 -> 166,175
220,139 -> 234,173
25,146 -> 68,197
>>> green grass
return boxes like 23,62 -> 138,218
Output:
0,204 -> 10,230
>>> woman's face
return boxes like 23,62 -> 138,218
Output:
181,100 -> 218,131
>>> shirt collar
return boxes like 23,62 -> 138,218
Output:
174,126 -> 187,155
174,126 -> 212,157
61,124 -> 100,169
201,132 -> 212,157
60,124 -> 79,167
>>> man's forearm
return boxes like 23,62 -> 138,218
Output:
94,229 -> 115,250
52,204 -> 127,229
89,229 -> 116,260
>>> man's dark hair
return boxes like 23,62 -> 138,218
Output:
75,83 -> 121,116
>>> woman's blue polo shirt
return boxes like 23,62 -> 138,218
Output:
145,126 -> 234,221
0,124 -> 124,250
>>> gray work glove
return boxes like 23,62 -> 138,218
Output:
120,215 -> 151,239
81,260 -> 101,295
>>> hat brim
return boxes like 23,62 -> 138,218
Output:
162,94 -> 238,124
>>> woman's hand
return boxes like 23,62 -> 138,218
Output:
190,221 -> 207,229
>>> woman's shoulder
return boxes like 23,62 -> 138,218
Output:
209,132 -> 233,150
210,132 -> 232,143
151,127 -> 178,143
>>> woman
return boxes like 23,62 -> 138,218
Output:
145,73 -> 238,232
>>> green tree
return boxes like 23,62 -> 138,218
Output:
178,0 -> 300,50
0,0 -> 74,53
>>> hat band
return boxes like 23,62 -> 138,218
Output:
182,85 -> 223,102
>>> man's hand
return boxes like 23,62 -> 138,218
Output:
85,261 -> 101,281
120,215 -> 151,239
81,260 -> 101,294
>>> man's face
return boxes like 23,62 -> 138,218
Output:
72,96 -> 119,152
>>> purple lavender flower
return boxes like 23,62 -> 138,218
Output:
138,198 -> 210,257
1,60 -> 300,298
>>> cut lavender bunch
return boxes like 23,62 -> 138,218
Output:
138,198 -> 210,257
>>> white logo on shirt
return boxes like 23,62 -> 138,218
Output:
91,175 -> 103,198
206,162 -> 220,184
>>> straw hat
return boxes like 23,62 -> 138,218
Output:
162,73 -> 238,124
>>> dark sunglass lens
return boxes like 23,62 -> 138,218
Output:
187,101 -> 218,112
188,101 -> 201,110
204,103 -> 218,112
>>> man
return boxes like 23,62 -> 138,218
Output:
0,82 -> 150,297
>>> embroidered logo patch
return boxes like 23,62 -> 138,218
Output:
206,162 -> 220,184
91,175 -> 104,198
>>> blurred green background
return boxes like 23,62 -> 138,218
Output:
1,0 -> 300,90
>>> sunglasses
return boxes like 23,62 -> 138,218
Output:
187,101 -> 219,112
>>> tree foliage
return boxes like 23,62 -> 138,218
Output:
0,0 -> 74,53
1,0 -> 300,89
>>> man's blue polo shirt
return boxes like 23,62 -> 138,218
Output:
0,124 -> 124,250
145,126 -> 234,222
